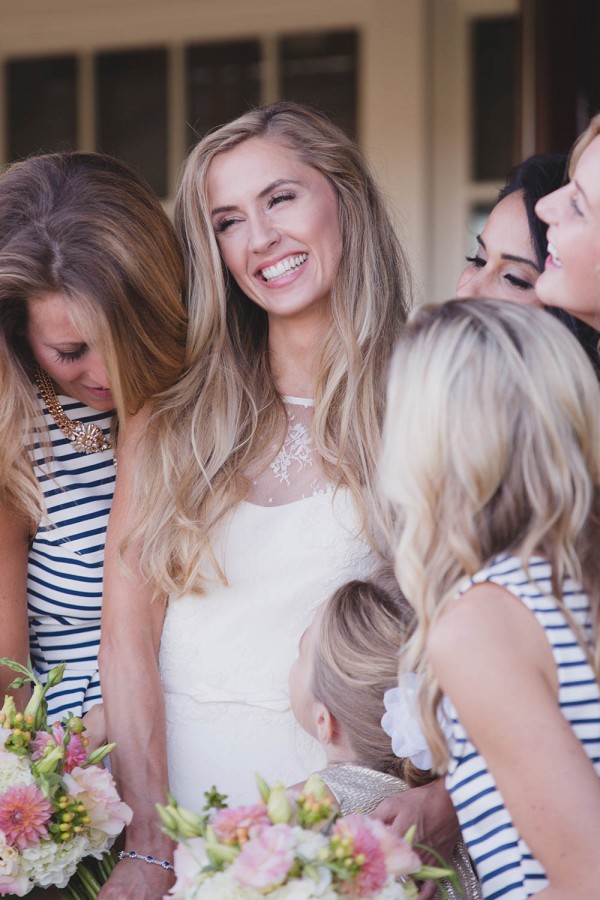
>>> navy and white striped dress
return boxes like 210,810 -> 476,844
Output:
446,555 -> 600,899
27,393 -> 116,722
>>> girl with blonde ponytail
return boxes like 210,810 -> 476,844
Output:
381,297 -> 600,900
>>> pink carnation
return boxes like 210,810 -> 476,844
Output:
333,816 -> 387,897
50,723 -> 88,773
30,730 -> 54,760
0,783 -> 53,849
366,819 -> 421,877
232,823 -> 295,889
62,765 -> 132,839
212,803 -> 270,845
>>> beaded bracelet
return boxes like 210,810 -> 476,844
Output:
118,850 -> 174,871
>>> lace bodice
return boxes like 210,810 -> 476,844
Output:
247,398 -> 334,506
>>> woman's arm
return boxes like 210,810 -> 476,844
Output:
429,582 -> 600,900
98,411 -> 174,899
0,504 -> 31,707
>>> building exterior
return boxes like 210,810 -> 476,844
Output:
0,0 -> 523,301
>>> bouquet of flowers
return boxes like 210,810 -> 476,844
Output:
157,775 -> 457,899
0,658 -> 132,897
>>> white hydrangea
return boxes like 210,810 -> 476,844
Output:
21,834 -> 89,888
291,827 -> 328,863
270,877 -> 337,899
0,750 -> 34,793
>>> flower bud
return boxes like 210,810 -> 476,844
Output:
33,744 -> 64,776
267,782 -> 292,824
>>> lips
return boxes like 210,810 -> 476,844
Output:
546,241 -> 563,268
257,253 -> 308,283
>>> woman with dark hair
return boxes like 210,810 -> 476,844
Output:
0,152 -> 186,742
457,153 -> 599,368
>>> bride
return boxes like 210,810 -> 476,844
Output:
99,102 -> 412,898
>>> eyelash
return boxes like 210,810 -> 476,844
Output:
55,347 -> 86,363
465,254 -> 484,268
571,196 -> 583,217
465,256 -> 533,290
214,192 -> 296,234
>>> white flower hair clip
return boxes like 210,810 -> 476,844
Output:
381,673 -> 453,770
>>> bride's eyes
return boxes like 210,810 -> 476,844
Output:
465,254 -> 485,268
268,191 -> 296,208
215,216 -> 240,234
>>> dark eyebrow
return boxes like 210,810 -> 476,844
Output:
211,178 -> 305,217
501,253 -> 540,271
478,233 -> 539,271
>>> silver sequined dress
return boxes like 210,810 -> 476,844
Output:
319,763 -> 482,900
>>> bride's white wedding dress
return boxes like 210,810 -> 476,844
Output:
159,398 -> 376,809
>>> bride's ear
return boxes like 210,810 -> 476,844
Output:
315,703 -> 335,745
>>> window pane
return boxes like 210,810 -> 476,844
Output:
96,48 -> 167,197
471,17 -> 518,181
186,41 -> 261,146
7,56 -> 77,161
279,31 -> 358,138
467,202 -> 493,255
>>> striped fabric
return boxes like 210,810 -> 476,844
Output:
27,393 -> 115,722
446,555 -> 600,899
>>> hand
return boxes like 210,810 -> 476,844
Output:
82,703 -> 106,754
98,858 -> 174,899
371,779 -> 460,900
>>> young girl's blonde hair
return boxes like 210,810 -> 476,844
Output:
133,101 -> 411,596
381,298 -> 600,770
311,576 -> 433,788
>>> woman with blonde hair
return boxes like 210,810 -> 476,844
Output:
535,112 -> 600,336
99,101 -> 423,898
381,298 -> 600,898
0,152 -> 186,738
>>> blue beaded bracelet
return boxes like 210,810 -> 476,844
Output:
118,850 -> 174,871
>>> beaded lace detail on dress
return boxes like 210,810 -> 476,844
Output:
247,398 -> 334,506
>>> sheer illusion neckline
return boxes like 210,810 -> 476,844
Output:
246,396 -> 331,506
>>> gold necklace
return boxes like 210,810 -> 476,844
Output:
34,367 -> 112,454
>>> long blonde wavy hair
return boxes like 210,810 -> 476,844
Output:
135,101 -> 411,596
381,298 -> 600,771
0,152 -> 186,526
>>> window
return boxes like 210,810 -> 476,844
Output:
280,31 -> 358,138
96,48 -> 168,197
7,56 -> 77,161
471,17 -> 518,181
186,41 -> 261,146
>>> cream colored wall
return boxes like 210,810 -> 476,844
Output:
0,0 -> 430,297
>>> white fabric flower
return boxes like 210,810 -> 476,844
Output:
381,674 -> 453,770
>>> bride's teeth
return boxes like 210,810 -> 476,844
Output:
547,242 -> 563,267
261,253 -> 308,282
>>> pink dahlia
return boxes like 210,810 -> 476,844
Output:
0,783 -> 53,849
232,823 -> 295,889
333,816 -> 387,897
212,803 -> 270,845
